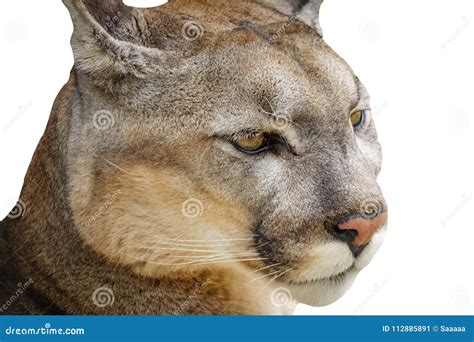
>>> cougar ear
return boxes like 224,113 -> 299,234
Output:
258,0 -> 324,37
63,0 -> 162,90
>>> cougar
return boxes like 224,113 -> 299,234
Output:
0,0 -> 387,315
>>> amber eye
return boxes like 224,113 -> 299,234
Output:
351,110 -> 366,129
233,131 -> 267,153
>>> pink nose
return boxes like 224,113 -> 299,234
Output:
338,212 -> 388,246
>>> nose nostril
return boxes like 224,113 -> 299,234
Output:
337,211 -> 388,246
329,225 -> 358,245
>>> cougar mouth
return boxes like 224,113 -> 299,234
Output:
273,227 -> 387,307
289,267 -> 353,285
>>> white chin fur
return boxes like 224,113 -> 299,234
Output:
292,241 -> 354,282
284,269 -> 359,307
283,227 -> 387,307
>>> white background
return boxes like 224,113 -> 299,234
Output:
0,0 -> 473,315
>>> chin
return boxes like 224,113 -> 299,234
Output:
281,227 -> 386,307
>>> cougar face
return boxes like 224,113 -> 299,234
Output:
6,0 -> 387,311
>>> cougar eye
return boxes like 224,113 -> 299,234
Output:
351,110 -> 366,129
232,131 -> 267,154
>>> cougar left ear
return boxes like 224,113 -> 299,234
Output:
257,0 -> 324,37
63,0 -> 163,91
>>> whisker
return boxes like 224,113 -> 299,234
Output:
254,241 -> 270,249
272,267 -> 294,283
170,251 -> 241,263
141,240 -> 240,248
135,209 -> 165,220
104,159 -> 144,177
144,235 -> 257,243
192,254 -> 263,263
263,96 -> 276,114
168,252 -> 261,259
262,96 -> 302,129
128,242 -> 267,254
124,253 -> 206,266
243,269 -> 283,285
193,258 -> 269,266
251,263 -> 281,274
123,253 -> 268,267
191,249 -> 267,264
253,267 -> 295,300
127,246 -> 222,253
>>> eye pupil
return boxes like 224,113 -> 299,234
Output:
234,132 -> 266,152
351,110 -> 366,128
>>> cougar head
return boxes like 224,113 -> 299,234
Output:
63,0 -> 387,307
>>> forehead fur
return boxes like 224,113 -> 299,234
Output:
137,0 -> 313,46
